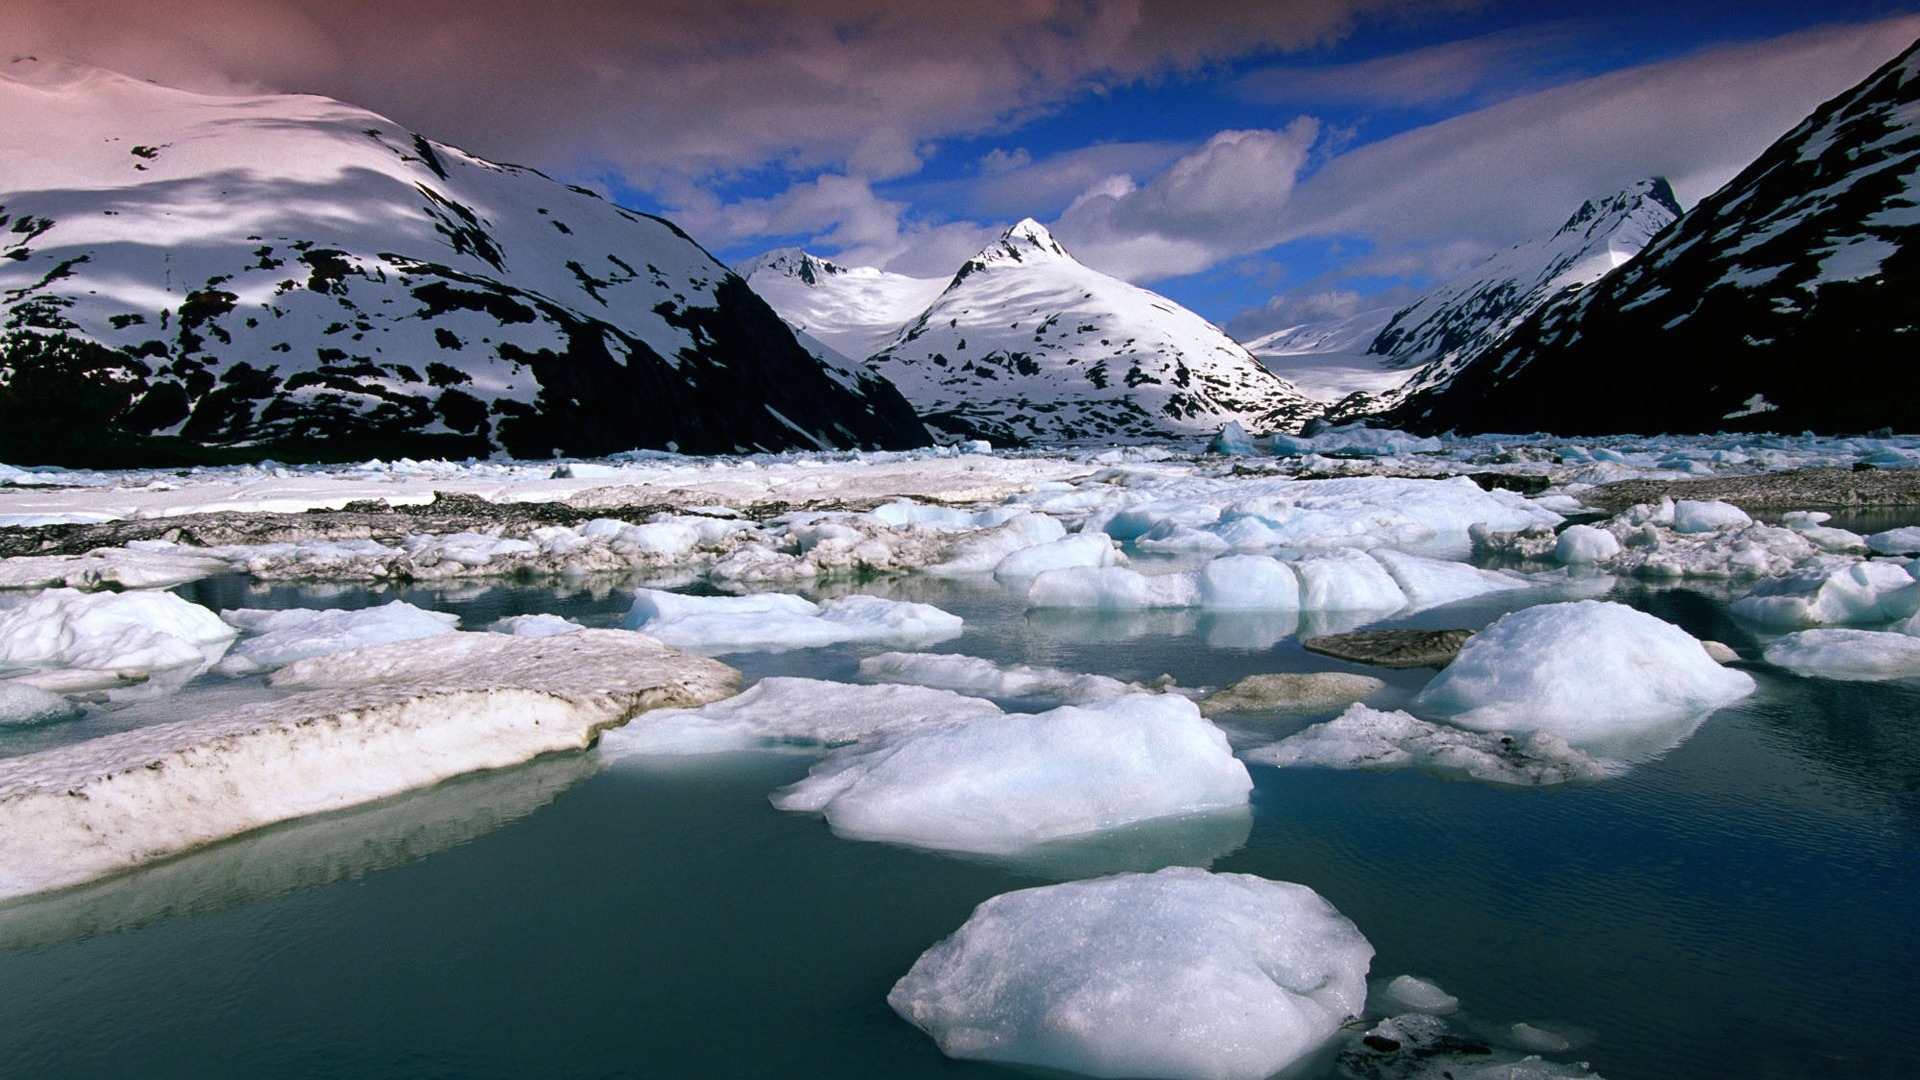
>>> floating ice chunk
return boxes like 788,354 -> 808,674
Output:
1382,974 -> 1460,1015
0,630 -> 738,901
1764,629 -> 1920,680
888,867 -> 1372,1080
1027,566 -> 1200,610
600,677 -> 998,757
624,589 -> 963,653
488,614 -> 584,637
1197,555 -> 1300,611
1208,421 -> 1258,456
858,652 -> 1136,705
1672,499 -> 1753,533
871,499 -> 1023,530
1295,550 -> 1407,613
217,601 -> 461,675
0,681 -> 82,726
1341,1013 -> 1597,1080
771,693 -> 1250,855
994,533 -> 1120,578
1247,704 -> 1610,786
1868,526 -> 1920,556
1729,561 -> 1920,627
1554,524 -> 1622,565
0,588 -> 236,674
1782,512 -> 1867,555
1369,549 -> 1528,611
1412,601 -> 1755,746
926,513 -> 1068,576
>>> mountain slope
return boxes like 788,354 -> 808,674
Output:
1242,304 -> 1406,403
860,220 -> 1317,444
734,250 -> 947,363
0,58 -> 927,465
1381,38 -> 1920,435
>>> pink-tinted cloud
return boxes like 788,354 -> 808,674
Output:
0,0 -> 1465,185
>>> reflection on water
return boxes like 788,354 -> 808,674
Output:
0,753 -> 599,951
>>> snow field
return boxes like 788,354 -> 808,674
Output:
1412,600 -> 1756,745
0,631 -> 739,901
888,866 -> 1372,1080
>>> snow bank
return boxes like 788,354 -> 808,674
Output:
857,652 -> 1137,705
1246,704 -> 1610,786
623,588 -> 962,653
1764,629 -> 1920,680
1729,561 -> 1920,628
0,630 -> 738,901
216,601 -> 461,675
888,866 -> 1372,1080
0,588 -> 236,676
1412,601 -> 1756,745
771,693 -> 1250,855
598,677 -> 998,757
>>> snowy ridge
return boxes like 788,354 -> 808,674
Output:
735,249 -> 948,362
0,58 -> 926,464
861,220 -> 1318,444
1382,37 -> 1920,434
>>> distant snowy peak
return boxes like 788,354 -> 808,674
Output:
868,221 -> 1317,445
1241,305 -> 1407,404
737,248 -> 947,363
1368,177 -> 1681,375
1380,37 -> 1920,435
0,57 -> 926,464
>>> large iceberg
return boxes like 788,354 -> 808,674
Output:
0,630 -> 738,901
888,866 -> 1373,1080
770,693 -> 1250,855
624,588 -> 962,653
1412,600 -> 1756,745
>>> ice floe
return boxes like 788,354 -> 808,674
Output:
0,588 -> 236,683
857,652 -> 1137,705
1412,601 -> 1756,747
623,588 -> 963,653
487,613 -> 585,637
1246,704 -> 1610,786
770,693 -> 1250,855
1868,526 -> 1920,556
1729,561 -> 1920,628
216,601 -> 461,675
1027,565 -> 1202,610
888,866 -> 1373,1080
598,677 -> 999,757
0,681 -> 83,726
0,630 -> 738,901
1764,629 -> 1920,680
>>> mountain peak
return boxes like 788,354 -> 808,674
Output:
733,248 -> 842,286
972,217 -> 1072,267
1553,176 -> 1682,240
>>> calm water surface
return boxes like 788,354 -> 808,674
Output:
1,572 -> 1916,1079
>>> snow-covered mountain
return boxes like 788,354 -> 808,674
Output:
1380,37 -> 1920,435
1242,304 -> 1405,403
0,58 -> 927,465
734,249 -> 947,363
852,220 -> 1316,444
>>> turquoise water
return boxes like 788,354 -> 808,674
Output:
1,573 -> 1917,1079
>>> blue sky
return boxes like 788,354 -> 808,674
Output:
14,0 -> 1920,334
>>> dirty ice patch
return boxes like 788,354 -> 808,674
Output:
1246,704 -> 1610,786
888,866 -> 1372,1080
598,677 -> 998,757
216,601 -> 461,675
0,588 -> 236,680
1413,600 -> 1755,749
770,693 -> 1250,856
858,652 -> 1137,706
624,589 -> 962,654
1764,629 -> 1920,681
1730,561 -> 1920,628
0,631 -> 738,902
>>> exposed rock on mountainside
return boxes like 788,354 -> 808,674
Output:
0,58 -> 927,465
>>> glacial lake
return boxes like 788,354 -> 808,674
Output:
1,568 -> 1916,1080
